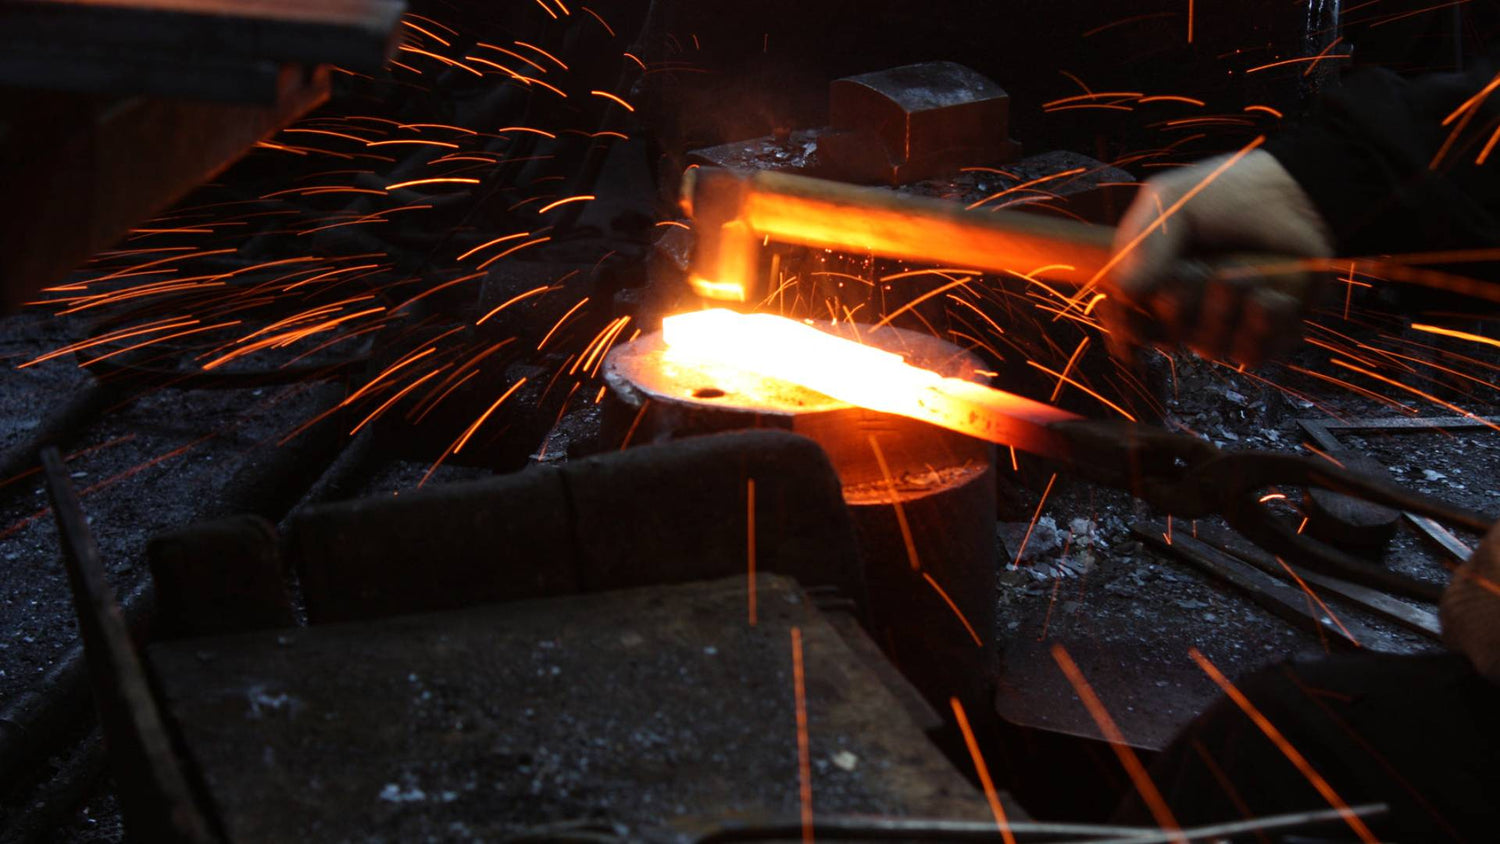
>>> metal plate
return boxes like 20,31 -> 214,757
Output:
150,575 -> 999,842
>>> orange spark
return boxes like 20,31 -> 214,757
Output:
474,43 -> 549,73
868,436 -> 921,571
476,285 -> 553,326
950,698 -> 1017,844
747,478 -> 757,626
1273,557 -> 1360,646
1053,644 -> 1186,842
1025,361 -> 1136,420
1139,95 -> 1206,106
1013,473 -> 1058,568
1049,337 -> 1092,402
1411,322 -> 1500,351
1086,136 -> 1266,291
350,369 -> 446,435
1245,54 -> 1351,74
791,628 -> 814,844
1188,649 -> 1380,843
1331,358 -> 1500,431
514,41 -> 568,69
478,237 -> 552,270
457,232 -> 531,262
536,195 -> 595,214
580,6 -> 615,36
453,378 -> 529,453
386,177 -> 480,191
537,297 -> 590,350
590,90 -> 635,111
399,19 -> 451,46
966,168 -> 1087,210
923,573 -> 983,646
396,45 -> 482,77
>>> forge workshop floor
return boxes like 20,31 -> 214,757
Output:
1,301 -> 1497,840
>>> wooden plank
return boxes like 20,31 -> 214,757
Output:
40,448 -> 218,843
1299,418 -> 1477,562
1193,523 -> 1442,640
1132,524 -> 1376,649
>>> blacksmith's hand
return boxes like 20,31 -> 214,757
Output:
1442,521 -> 1500,685
1099,149 -> 1334,367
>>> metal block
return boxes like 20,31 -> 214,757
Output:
287,430 -> 865,623
148,515 -> 295,639
822,61 -> 1021,185
147,575 -> 997,841
1301,451 -> 1401,550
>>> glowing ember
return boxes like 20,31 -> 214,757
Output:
661,310 -> 1079,449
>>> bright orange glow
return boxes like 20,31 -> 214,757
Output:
1052,644 -> 1186,842
950,698 -> 1017,844
1411,322 -> 1500,351
1188,649 -> 1380,843
661,310 -> 1078,449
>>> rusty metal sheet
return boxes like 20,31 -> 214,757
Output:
0,0 -> 404,99
149,575 -> 1000,842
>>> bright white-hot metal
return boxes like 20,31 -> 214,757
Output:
661,310 -> 1079,450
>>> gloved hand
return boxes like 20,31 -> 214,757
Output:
1441,522 -> 1500,686
1099,149 -> 1335,367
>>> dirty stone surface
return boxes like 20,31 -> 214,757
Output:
149,575 -> 989,842
0,312 -> 339,705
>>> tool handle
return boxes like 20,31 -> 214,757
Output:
685,168 -> 1313,307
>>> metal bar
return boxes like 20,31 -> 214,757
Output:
1309,415 -> 1500,432
682,804 -> 1386,844
39,447 -> 219,843
1193,523 -> 1442,639
1132,524 -> 1374,649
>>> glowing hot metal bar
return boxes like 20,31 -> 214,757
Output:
661,309 -> 1078,452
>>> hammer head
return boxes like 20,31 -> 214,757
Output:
681,167 -> 765,306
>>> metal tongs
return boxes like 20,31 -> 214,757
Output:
1047,418 -> 1491,602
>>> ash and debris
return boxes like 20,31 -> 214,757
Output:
992,329 -> 1498,746
0,312 -> 335,704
